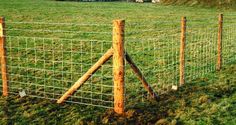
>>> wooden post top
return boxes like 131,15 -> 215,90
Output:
113,20 -> 125,25
0,17 -> 4,37
219,14 -> 223,21
0,17 -> 4,23
181,17 -> 187,22
113,20 -> 125,36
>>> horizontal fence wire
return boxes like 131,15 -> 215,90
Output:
125,20 -> 180,106
1,14 -> 236,109
185,23 -> 218,81
1,22 -> 114,108
223,16 -> 236,65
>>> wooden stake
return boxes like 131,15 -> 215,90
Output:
0,17 -> 8,96
180,17 -> 186,86
125,52 -> 158,100
57,48 -> 113,103
217,14 -> 223,71
113,20 -> 125,114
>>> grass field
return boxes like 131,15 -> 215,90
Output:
0,65 -> 235,124
0,0 -> 236,124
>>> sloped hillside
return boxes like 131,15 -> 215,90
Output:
161,0 -> 236,8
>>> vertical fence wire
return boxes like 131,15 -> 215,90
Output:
3,22 -> 114,108
1,15 -> 236,109
185,17 -> 218,82
223,16 -> 236,65
125,20 -> 180,107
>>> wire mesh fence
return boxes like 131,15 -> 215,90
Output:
185,18 -> 218,82
223,16 -> 236,65
125,21 -> 180,105
2,22 -> 114,108
1,14 -> 236,111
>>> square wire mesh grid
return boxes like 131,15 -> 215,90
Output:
0,15 -> 236,108
3,22 -> 114,108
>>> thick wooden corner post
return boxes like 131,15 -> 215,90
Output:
217,14 -> 223,71
180,17 -> 186,86
113,20 -> 125,114
0,17 -> 8,96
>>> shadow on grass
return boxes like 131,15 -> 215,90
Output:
0,95 -> 106,124
102,65 -> 236,124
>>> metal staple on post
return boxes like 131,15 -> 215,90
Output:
113,19 -> 125,115
180,16 -> 186,86
0,17 -> 8,96
217,14 -> 223,71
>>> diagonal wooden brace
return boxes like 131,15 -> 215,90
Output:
125,52 -> 158,100
57,48 -> 113,103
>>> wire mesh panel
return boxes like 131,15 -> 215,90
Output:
223,15 -> 236,65
3,22 -> 114,108
185,17 -> 218,81
125,20 -> 180,105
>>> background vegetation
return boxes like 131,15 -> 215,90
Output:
54,0 -> 236,9
161,0 -> 236,8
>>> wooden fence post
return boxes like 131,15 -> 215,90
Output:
0,17 -> 8,96
180,17 -> 186,86
113,20 -> 125,114
217,14 -> 223,71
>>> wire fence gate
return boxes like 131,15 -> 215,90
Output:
0,14 -> 236,114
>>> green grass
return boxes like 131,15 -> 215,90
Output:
0,64 -> 235,124
0,0 -> 236,124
